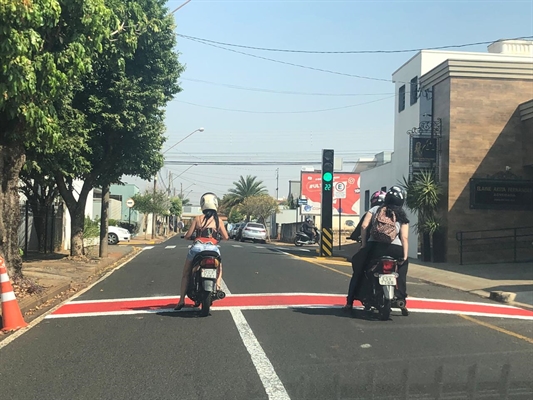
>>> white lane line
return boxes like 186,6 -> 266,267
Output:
221,280 -> 290,400
255,246 -> 265,249
165,245 -> 176,249
232,245 -> 243,248
143,246 -> 155,250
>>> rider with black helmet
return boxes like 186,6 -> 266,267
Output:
343,186 -> 410,313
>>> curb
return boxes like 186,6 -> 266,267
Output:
13,246 -> 139,318
18,282 -> 73,315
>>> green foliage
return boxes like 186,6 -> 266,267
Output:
227,208 -> 244,223
222,175 -> 268,212
84,216 -> 100,238
131,189 -> 170,215
169,197 -> 182,216
286,193 -> 297,209
399,170 -> 443,235
109,219 -> 120,226
0,0 -> 114,148
240,195 -> 279,225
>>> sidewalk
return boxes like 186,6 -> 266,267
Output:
330,242 -> 533,308
1,234 -> 174,328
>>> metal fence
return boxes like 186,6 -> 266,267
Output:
456,226 -> 533,265
18,202 -> 64,255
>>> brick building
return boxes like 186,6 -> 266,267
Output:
357,40 -> 533,264
421,58 -> 533,263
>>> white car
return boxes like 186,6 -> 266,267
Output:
240,222 -> 267,243
108,225 -> 131,245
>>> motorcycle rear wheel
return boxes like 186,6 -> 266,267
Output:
294,237 -> 303,247
199,292 -> 212,317
378,296 -> 391,321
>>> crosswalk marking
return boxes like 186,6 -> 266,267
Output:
165,245 -> 176,249
232,245 -> 243,248
255,246 -> 265,249
143,246 -> 154,250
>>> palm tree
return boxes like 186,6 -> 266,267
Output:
222,175 -> 267,217
400,169 -> 444,261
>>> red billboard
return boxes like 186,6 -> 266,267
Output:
300,172 -> 361,215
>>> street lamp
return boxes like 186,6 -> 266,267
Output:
163,127 -> 204,155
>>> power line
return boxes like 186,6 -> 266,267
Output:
164,161 -> 361,165
175,95 -> 395,114
178,34 -> 533,55
180,77 -> 394,97
179,36 -> 393,83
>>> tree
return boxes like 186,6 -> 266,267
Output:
286,193 -> 298,209
399,170 -> 444,262
51,0 -> 183,256
222,175 -> 268,216
169,197 -> 183,217
18,165 -> 59,252
131,190 -> 170,239
177,193 -> 191,206
0,0 -> 114,275
239,195 -> 279,239
227,208 -> 244,224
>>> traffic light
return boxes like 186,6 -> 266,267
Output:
321,149 -> 334,256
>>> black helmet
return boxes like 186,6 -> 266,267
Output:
384,186 -> 405,207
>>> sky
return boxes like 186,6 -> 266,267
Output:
123,0 -> 533,204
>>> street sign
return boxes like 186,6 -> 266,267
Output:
334,182 -> 346,199
126,198 -> 135,208
297,198 -> 308,206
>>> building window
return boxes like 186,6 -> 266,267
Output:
398,85 -> 406,112
364,190 -> 370,211
410,76 -> 418,105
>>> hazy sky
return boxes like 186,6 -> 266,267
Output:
123,0 -> 533,204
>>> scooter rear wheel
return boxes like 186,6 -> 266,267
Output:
294,237 -> 303,247
199,292 -> 212,317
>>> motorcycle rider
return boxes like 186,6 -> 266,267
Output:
301,217 -> 319,242
348,190 -> 386,242
174,193 -> 229,311
343,187 -> 409,313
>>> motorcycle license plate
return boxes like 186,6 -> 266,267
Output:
379,274 -> 396,286
201,269 -> 217,279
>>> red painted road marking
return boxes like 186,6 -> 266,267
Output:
46,294 -> 533,320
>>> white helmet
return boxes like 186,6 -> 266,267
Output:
200,192 -> 219,212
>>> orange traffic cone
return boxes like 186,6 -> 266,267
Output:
0,257 -> 28,332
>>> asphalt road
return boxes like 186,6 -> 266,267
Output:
1,236 -> 532,399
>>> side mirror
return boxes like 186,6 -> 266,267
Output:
345,220 -> 355,227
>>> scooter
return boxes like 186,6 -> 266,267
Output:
354,256 -> 408,320
294,230 -> 320,246
187,250 -> 226,317
181,235 -> 226,317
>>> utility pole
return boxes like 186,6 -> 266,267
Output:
276,168 -> 279,200
151,176 -> 157,239
180,182 -> 183,198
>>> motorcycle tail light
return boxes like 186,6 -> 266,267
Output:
381,260 -> 396,273
200,258 -> 219,267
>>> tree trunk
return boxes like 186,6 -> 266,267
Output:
0,144 -> 26,276
55,174 -> 93,257
99,183 -> 110,258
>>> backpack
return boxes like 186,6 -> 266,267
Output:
370,207 -> 397,244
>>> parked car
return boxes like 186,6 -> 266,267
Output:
240,222 -> 267,243
230,223 -> 243,239
108,225 -> 131,245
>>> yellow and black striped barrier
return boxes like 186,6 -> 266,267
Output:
320,227 -> 333,257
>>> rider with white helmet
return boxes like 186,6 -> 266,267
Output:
175,192 -> 229,310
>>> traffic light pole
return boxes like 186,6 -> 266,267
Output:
320,149 -> 334,257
